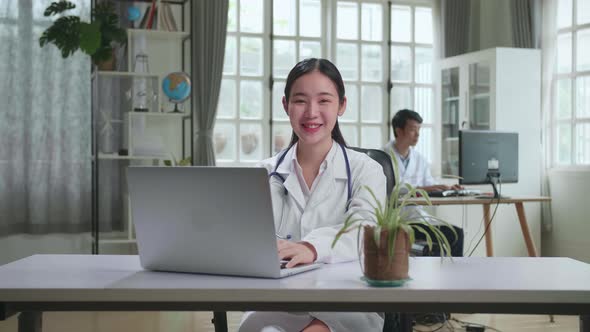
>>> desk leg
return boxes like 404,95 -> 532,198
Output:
212,311 -> 228,332
483,204 -> 493,257
398,313 -> 413,332
581,315 -> 590,332
514,202 -> 539,257
18,312 -> 42,332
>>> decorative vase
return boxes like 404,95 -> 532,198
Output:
95,51 -> 117,71
363,225 -> 410,282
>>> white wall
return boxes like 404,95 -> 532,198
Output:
0,234 -> 91,266
542,170 -> 590,263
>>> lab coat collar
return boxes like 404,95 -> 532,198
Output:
274,141 -> 345,179
273,141 -> 345,209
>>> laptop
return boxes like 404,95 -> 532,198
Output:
127,166 -> 322,278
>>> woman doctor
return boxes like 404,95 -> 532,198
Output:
238,58 -> 386,332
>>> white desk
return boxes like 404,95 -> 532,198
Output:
0,255 -> 589,332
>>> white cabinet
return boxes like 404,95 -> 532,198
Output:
91,0 -> 192,254
434,48 -> 543,257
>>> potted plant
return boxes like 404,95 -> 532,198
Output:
332,155 -> 457,286
39,0 -> 127,70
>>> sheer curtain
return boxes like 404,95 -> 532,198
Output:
540,0 -> 557,232
0,0 -> 91,235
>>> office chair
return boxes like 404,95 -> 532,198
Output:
211,147 -> 398,332
349,147 -> 395,196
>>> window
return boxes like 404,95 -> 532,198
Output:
390,2 -> 434,161
552,0 -> 590,166
334,1 -> 387,149
216,0 -> 436,164
215,0 -> 270,165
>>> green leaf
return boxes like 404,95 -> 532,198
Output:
79,22 -> 101,55
44,1 -> 76,17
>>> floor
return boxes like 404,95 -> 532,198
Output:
0,311 -> 580,332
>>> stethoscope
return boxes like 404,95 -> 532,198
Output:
269,142 -> 352,240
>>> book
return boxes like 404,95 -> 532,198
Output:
145,0 -> 156,29
139,5 -> 150,29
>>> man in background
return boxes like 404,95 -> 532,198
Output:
383,109 -> 464,257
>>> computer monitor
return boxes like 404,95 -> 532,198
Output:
459,130 -> 518,196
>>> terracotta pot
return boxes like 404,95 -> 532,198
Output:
363,225 -> 410,281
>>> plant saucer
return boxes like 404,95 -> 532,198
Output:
361,276 -> 410,287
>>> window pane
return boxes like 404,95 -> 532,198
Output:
300,0 -> 322,37
391,45 -> 412,82
341,84 -> 358,122
557,124 -> 572,164
415,47 -> 433,84
557,0 -> 572,28
416,126 -> 432,161
577,76 -> 590,118
240,0 -> 263,33
336,43 -> 358,81
272,81 -> 288,120
557,79 -> 572,119
340,125 -> 358,146
273,0 -> 296,36
576,29 -> 590,72
415,87 -> 433,123
361,45 -> 382,82
214,122 -> 236,161
299,41 -> 322,60
557,33 -> 572,73
240,123 -> 263,161
240,80 -> 263,119
273,39 -> 296,78
223,36 -> 237,75
227,0 -> 237,32
361,126 -> 382,149
361,3 -> 382,42
272,123 -> 292,154
415,7 -> 433,44
240,37 -> 263,76
391,5 -> 411,42
578,0 -> 590,25
337,1 -> 358,40
577,123 -> 590,164
0,1 -> 17,19
217,79 -> 236,119
361,85 -> 382,123
391,86 -> 412,114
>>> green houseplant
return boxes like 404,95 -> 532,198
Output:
332,154 -> 457,285
39,0 -> 127,70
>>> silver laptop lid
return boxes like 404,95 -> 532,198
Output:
127,166 -> 282,278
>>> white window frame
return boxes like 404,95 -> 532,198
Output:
216,0 -> 437,164
216,0 -> 271,166
389,0 -> 436,162
551,0 -> 590,168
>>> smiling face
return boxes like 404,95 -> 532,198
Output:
283,70 -> 346,150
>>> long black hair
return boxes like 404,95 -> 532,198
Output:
284,58 -> 347,148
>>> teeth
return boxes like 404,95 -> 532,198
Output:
304,124 -> 320,128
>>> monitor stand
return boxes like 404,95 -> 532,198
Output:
484,172 -> 509,199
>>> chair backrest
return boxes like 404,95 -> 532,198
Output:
350,147 -> 395,197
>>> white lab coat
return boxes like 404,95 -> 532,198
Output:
238,141 -> 386,332
382,140 -> 435,188
383,140 -> 437,223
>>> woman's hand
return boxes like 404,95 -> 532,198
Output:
277,240 -> 317,268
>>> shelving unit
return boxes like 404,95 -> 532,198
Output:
91,0 -> 192,254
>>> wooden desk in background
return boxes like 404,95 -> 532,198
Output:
407,196 -> 551,257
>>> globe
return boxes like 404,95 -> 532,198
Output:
162,72 -> 191,113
